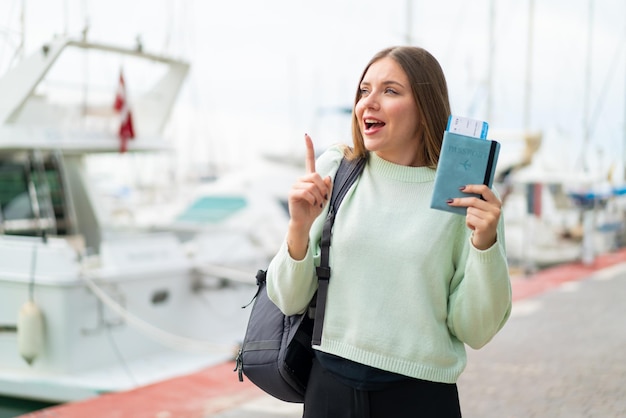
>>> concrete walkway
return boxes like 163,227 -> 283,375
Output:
457,263 -> 626,417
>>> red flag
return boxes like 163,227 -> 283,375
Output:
113,73 -> 125,112
113,70 -> 135,152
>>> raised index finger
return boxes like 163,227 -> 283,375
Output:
304,133 -> 316,174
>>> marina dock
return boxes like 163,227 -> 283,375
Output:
14,248 -> 626,417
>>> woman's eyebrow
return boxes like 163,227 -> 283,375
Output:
360,80 -> 405,88
382,80 -> 404,88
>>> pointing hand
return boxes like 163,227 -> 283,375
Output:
285,134 -> 332,259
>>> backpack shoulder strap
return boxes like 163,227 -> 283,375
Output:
329,156 -> 367,216
312,154 -> 366,345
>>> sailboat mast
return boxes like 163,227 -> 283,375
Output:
405,0 -> 414,45
486,0 -> 495,122
523,0 -> 535,131
17,0 -> 25,62
582,0 -> 594,172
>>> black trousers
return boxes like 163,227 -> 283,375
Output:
303,359 -> 462,418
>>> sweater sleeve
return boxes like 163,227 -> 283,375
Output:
446,209 -> 512,349
266,145 -> 345,316
266,240 -> 318,315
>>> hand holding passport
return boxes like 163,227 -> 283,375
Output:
430,116 -> 501,216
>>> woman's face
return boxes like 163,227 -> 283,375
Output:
355,57 -> 423,166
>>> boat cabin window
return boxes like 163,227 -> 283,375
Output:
0,153 -> 71,237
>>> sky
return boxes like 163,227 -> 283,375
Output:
1,0 -> 625,181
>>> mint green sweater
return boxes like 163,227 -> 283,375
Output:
267,145 -> 512,384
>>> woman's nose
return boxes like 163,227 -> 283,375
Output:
361,92 -> 380,110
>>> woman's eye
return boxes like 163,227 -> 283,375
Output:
385,88 -> 398,94
359,88 -> 370,96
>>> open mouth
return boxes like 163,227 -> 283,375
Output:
364,118 -> 385,130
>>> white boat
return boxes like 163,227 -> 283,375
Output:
128,153 -> 297,273
0,36 -> 259,403
493,130 -> 626,272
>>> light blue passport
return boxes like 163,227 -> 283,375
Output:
430,131 -> 501,215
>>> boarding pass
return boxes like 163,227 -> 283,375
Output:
446,115 -> 489,139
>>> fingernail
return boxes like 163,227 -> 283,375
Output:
446,199 -> 454,204
459,186 -> 466,191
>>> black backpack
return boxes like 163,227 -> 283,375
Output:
235,155 -> 366,402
